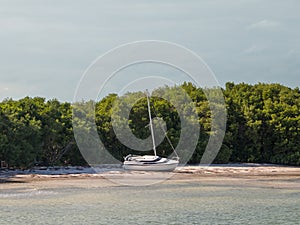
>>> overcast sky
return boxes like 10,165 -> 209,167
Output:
0,0 -> 299,101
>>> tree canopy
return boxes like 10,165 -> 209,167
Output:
0,82 -> 299,168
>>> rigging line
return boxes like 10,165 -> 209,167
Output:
149,97 -> 179,159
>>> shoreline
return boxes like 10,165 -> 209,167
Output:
1,163 -> 299,178
1,164 -> 299,189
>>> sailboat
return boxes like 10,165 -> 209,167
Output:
123,90 -> 179,171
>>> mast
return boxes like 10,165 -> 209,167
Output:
146,90 -> 157,156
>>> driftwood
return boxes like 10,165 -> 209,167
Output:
54,142 -> 75,163
1,161 -> 8,169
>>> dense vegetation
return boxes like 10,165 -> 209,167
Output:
0,82 -> 299,169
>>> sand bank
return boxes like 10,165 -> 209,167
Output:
1,164 -> 299,189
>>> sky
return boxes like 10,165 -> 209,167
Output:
0,0 -> 299,101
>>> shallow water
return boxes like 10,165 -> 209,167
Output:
0,181 -> 299,224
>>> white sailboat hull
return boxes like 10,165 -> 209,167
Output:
123,155 -> 179,171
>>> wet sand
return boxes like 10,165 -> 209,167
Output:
1,164 -> 299,190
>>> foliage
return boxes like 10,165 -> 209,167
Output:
0,97 -> 82,168
0,82 -> 299,168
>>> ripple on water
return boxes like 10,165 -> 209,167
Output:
0,188 -> 57,198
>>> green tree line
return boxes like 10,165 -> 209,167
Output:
0,82 -> 299,169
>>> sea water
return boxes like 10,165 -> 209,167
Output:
0,181 -> 299,224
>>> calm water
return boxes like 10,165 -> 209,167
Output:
0,182 -> 299,224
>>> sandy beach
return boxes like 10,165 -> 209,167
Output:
1,164 -> 299,189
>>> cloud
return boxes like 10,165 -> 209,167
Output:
286,49 -> 300,57
0,17 -> 38,32
0,1 -> 299,100
243,45 -> 265,55
0,82 -> 37,100
247,19 -> 281,30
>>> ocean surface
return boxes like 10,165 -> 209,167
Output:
0,179 -> 299,225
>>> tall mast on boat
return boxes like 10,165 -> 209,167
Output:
146,90 -> 157,156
